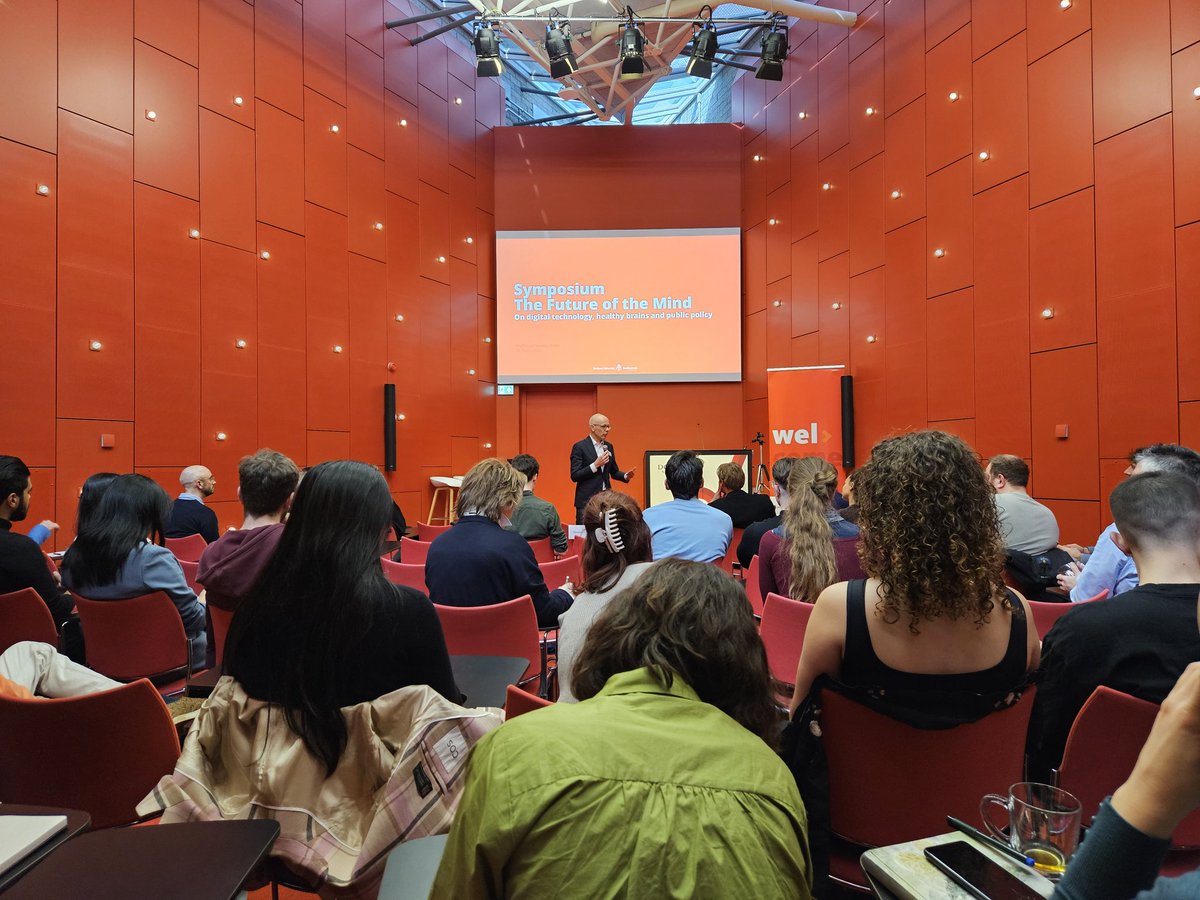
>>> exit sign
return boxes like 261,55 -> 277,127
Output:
497,384 -> 515,396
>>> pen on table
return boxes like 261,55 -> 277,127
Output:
946,816 -> 1035,867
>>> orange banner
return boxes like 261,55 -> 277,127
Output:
766,367 -> 846,478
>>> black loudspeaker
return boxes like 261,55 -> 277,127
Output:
840,375 -> 855,470
383,383 -> 397,472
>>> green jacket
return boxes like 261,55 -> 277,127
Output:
430,667 -> 813,899
508,490 -> 568,554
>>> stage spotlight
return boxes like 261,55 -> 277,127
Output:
755,18 -> 788,82
474,20 -> 504,77
687,14 -> 718,79
619,8 -> 645,80
545,15 -> 578,78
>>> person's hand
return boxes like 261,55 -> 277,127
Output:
1056,561 -> 1081,591
1112,662 -> 1200,839
40,520 -> 60,533
596,449 -> 612,468
51,569 -> 62,587
625,468 -> 636,481
559,578 -> 576,594
1058,543 -> 1085,561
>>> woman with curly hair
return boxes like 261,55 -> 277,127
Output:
431,558 -> 813,898
787,431 -> 1039,715
758,456 -> 862,601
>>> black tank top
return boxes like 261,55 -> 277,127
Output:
841,579 -> 1029,694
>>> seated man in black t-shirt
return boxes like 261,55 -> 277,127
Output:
0,456 -> 73,628
1027,471 -> 1200,781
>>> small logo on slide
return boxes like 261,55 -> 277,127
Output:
616,363 -> 623,371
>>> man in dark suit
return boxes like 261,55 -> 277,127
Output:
569,413 -> 635,524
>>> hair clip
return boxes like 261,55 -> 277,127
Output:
602,506 -> 625,553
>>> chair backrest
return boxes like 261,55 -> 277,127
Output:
178,558 -> 202,594
0,588 -> 59,654
1058,686 -> 1200,847
538,556 -> 579,590
434,596 -> 541,690
165,534 -> 208,562
416,522 -> 453,541
1029,590 -> 1108,640
382,558 -> 429,594
505,683 -> 553,719
821,687 -> 1036,847
745,555 -> 764,617
399,537 -> 433,565
0,678 -> 181,828
714,528 -> 744,574
209,604 -> 234,668
759,593 -> 813,688
526,537 -> 554,564
73,593 -> 189,683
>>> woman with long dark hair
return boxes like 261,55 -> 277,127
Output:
225,459 -> 460,775
76,471 -> 119,533
556,490 -> 653,702
61,473 -> 207,670
432,559 -> 813,898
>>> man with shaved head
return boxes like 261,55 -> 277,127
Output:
166,464 -> 220,543
569,413 -> 635,524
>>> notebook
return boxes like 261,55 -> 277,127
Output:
0,815 -> 68,877
861,832 -> 1055,900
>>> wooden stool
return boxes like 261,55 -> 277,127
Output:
427,476 -> 462,525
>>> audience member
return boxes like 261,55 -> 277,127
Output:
1051,662 -> 1200,900
142,460 -> 495,894
642,450 -> 733,562
737,457 -> 796,568
0,640 -> 119,699
1027,472 -> 1200,781
426,458 -> 573,628
76,472 -> 119,533
0,456 -> 73,628
1061,443 -> 1200,601
789,431 -> 1039,716
165,464 -> 220,543
987,454 -> 1059,554
708,462 -> 775,529
759,457 -> 861,601
61,473 -> 207,670
431,559 -> 814,898
569,413 -> 635,524
839,471 -> 859,525
198,449 -> 299,612
507,454 -> 567,554
556,491 -> 653,703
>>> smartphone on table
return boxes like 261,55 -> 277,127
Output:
924,841 -> 1045,900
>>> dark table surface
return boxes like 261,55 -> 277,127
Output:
3,819 -> 280,900
450,654 -> 529,709
0,805 -> 90,894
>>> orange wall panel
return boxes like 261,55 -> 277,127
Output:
847,40 -> 884,168
927,288 -> 975,421
1027,0 -> 1089,63
1092,0 -> 1171,142
789,136 -> 818,238
817,147 -> 850,261
1029,189 -> 1096,353
1028,34 -> 1093,207
307,430 -> 351,465
926,0 -> 970,51
818,39 -> 850,160
59,0 -> 134,134
926,156 -> 973,296
1178,224 -> 1200,402
1173,44 -> 1200,227
1,305 -> 56,466
1031,345 -> 1099,500
818,252 -> 851,366
255,101 -> 306,235
136,0 -> 198,66
885,0 -> 925,114
0,0 -> 57,153
305,204 -> 351,431
134,41 -> 200,200
1174,0 -> 1200,52
447,75 -> 476,178
303,88 -> 349,215
348,147 -> 386,261
744,134 -> 767,228
1041,499 -> 1101,547
385,92 -> 419,202
766,277 -> 793,369
766,192 -> 791,283
303,0 -> 347,106
766,94 -> 790,193
255,0 -> 305,117
57,112 -> 135,422
347,35 -> 385,160
883,221 -> 927,432
199,110 -> 256,251
55,420 -> 134,546
848,153 -> 884,275
972,33 -> 1029,193
884,97 -> 925,230
0,140 -> 56,314
199,0 -> 254,129
418,86 -> 449,194
789,34 -> 819,147
449,167 -> 477,265
418,182 -> 450,284
925,25 -> 972,175
971,0 -> 1025,60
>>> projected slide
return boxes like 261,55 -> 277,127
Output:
496,228 -> 742,384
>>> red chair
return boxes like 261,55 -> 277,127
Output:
208,604 -> 234,668
1058,686 -> 1200,851
178,558 -> 202,594
398,537 -> 433,565
745,555 -> 764,617
434,595 -> 542,695
505,683 -> 552,719
0,678 -> 181,828
538,556 -> 579,590
416,522 -> 452,541
165,534 -> 208,563
821,687 -> 1036,891
714,528 -> 744,574
381,558 -> 429,593
1029,589 -> 1108,640
73,593 -> 190,695
526,537 -> 554,564
758,592 -> 813,698
0,587 -> 59,654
